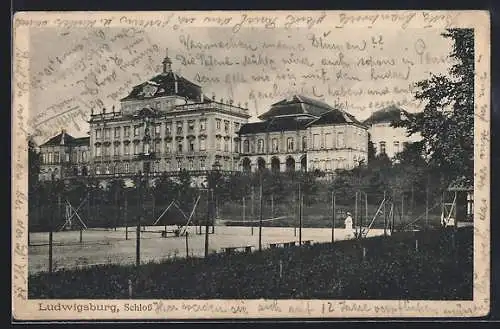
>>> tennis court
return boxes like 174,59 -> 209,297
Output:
28,225 -> 387,275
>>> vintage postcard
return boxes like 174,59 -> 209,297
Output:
12,10 -> 490,320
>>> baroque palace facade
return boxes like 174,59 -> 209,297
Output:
38,53 -> 417,182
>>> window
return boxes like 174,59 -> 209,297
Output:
155,124 -> 161,136
104,145 -> 111,156
134,126 -> 140,137
200,157 -> 206,170
199,138 -> 206,151
189,141 -> 195,152
95,129 -> 102,140
124,162 -> 129,173
302,136 -> 307,150
188,120 -> 195,132
65,152 -> 70,162
257,139 -> 264,153
155,140 -> 161,153
124,144 -> 129,155
313,134 -> 320,149
165,160 -> 171,171
134,143 -> 140,155
224,120 -> 229,133
177,159 -> 182,170
379,141 -> 386,154
224,139 -> 229,152
287,137 -> 294,151
48,152 -> 52,163
216,137 -> 222,151
234,139 -> 240,152
178,142 -> 183,153
104,128 -> 111,139
393,141 -> 400,154
199,119 -> 206,131
234,122 -> 240,132
272,138 -> 279,152
176,121 -> 183,135
165,142 -> 171,153
216,119 -> 221,130
95,145 -> 101,157
337,132 -> 344,148
95,165 -> 101,175
124,126 -> 130,137
114,127 -> 120,138
189,158 -> 194,170
114,144 -> 120,156
325,133 -> 332,148
243,140 -> 250,153
165,123 -> 172,135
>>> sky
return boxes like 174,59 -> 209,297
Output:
27,25 -> 455,144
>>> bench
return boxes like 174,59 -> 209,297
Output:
221,245 -> 253,255
269,240 -> 313,248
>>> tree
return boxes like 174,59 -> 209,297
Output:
394,29 -> 474,184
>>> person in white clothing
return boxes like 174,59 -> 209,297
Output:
345,212 -> 354,238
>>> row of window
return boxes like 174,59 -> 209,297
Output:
40,151 -> 88,164
93,157 -> 237,175
93,137 -> 240,157
241,133 -> 349,154
94,119 -> 241,140
378,141 -> 405,155
309,156 -> 365,171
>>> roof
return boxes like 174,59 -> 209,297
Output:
40,131 -> 89,147
308,108 -> 364,127
258,95 -> 334,120
73,137 -> 90,146
363,105 -> 412,125
40,130 -> 76,146
121,71 -> 203,102
239,116 -> 315,134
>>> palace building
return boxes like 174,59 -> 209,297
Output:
38,52 -> 251,181
38,54 -> 423,182
38,130 -> 90,181
238,95 -> 369,173
363,105 -> 422,160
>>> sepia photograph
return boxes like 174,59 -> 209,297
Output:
12,10 -> 490,319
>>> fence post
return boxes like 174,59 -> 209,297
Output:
354,191 -> 358,238
251,186 -> 255,236
125,192 -> 128,240
383,191 -> 387,237
185,231 -> 189,258
299,189 -> 303,247
331,192 -> 335,243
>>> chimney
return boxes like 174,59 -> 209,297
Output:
174,75 -> 178,94
103,107 -> 106,115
